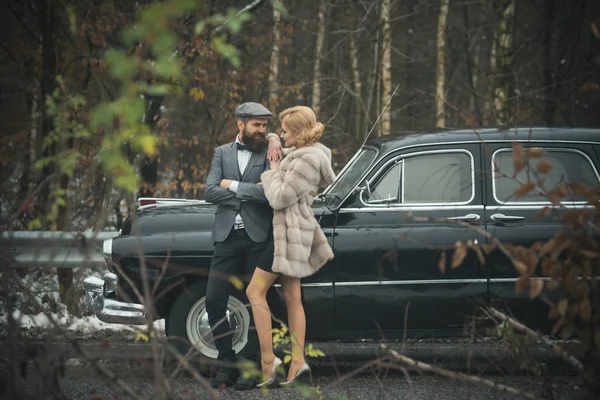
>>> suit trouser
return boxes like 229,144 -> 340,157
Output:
205,228 -> 280,363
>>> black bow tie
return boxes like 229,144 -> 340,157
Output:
236,142 -> 250,151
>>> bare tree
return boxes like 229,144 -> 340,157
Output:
380,0 -> 392,135
436,0 -> 450,127
312,0 -> 327,116
491,0 -> 516,125
268,6 -> 281,111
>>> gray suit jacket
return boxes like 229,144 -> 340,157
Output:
204,142 -> 273,243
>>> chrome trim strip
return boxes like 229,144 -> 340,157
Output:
339,204 -> 485,213
103,238 -> 113,256
487,204 -> 593,211
335,279 -> 489,286
490,147 -> 600,205
273,283 -> 333,288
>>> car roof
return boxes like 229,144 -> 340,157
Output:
365,126 -> 600,153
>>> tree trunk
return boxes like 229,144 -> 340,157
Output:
436,0 -> 450,128
463,3 -> 483,125
542,0 -> 556,124
311,0 -> 327,116
492,0 -> 516,125
37,0 -> 58,218
364,6 -> 381,137
380,0 -> 393,135
139,95 -> 163,198
268,7 -> 281,111
348,33 -> 362,141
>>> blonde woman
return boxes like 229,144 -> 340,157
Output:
246,106 -> 335,387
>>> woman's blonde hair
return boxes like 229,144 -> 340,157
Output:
278,106 -> 324,147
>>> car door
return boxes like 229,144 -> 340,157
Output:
332,143 -> 488,337
483,142 -> 600,331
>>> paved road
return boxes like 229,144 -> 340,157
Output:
2,341 -> 584,399
21,365 -> 582,400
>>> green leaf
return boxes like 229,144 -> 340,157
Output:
136,134 -> 159,155
283,354 -> 292,364
212,36 -> 241,68
123,24 -> 148,46
67,6 -> 77,34
105,49 -> 138,80
115,174 -> 139,192
152,32 -> 177,56
154,57 -> 181,79
271,0 -> 289,17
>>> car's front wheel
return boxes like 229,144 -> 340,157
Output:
165,280 -> 251,366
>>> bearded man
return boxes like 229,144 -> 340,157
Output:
203,102 -> 282,390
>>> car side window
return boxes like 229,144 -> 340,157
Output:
365,151 -> 474,205
404,152 -> 473,203
368,162 -> 402,203
493,148 -> 599,203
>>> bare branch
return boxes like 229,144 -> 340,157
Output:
383,344 -> 546,400
487,308 -> 584,371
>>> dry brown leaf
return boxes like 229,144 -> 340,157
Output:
515,182 -> 536,198
515,276 -> 529,293
529,279 -> 544,299
568,182 -> 591,197
579,297 -> 592,322
541,259 -> 554,276
451,242 -> 467,269
471,245 -> 485,265
551,317 -> 565,335
547,280 -> 560,290
568,303 -> 579,318
514,261 -> 528,275
512,143 -> 526,176
540,238 -> 555,255
535,206 -> 552,220
483,243 -> 496,254
536,160 -> 553,174
565,268 -> 580,293
558,298 -> 569,317
526,148 -> 547,158
524,251 -> 539,270
438,251 -> 446,274
561,323 -> 575,340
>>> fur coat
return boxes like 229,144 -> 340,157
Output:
261,142 -> 336,278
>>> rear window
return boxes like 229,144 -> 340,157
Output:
492,148 -> 599,203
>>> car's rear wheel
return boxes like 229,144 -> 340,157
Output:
165,280 -> 251,372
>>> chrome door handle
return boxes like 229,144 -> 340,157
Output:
447,213 -> 481,221
490,213 -> 525,222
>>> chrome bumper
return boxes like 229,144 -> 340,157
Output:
83,273 -> 146,325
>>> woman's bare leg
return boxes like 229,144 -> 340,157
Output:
246,268 -> 279,378
280,275 -> 306,380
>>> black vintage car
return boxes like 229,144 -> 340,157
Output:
84,127 -> 600,360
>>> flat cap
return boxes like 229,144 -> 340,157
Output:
235,102 -> 273,119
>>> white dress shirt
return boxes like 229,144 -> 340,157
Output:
230,135 -> 252,226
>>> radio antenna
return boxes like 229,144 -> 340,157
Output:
362,84 -> 400,147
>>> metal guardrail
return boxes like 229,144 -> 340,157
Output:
1,231 -> 119,268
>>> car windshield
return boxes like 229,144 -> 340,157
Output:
322,147 -> 378,205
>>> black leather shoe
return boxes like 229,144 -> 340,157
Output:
211,366 -> 239,389
234,374 -> 257,391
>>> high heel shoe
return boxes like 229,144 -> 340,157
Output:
280,362 -> 311,386
256,357 -> 283,388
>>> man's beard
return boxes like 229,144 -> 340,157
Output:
241,128 -> 267,152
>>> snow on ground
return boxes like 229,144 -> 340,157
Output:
0,266 -> 165,340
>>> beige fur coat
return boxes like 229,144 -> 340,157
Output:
260,142 -> 336,278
